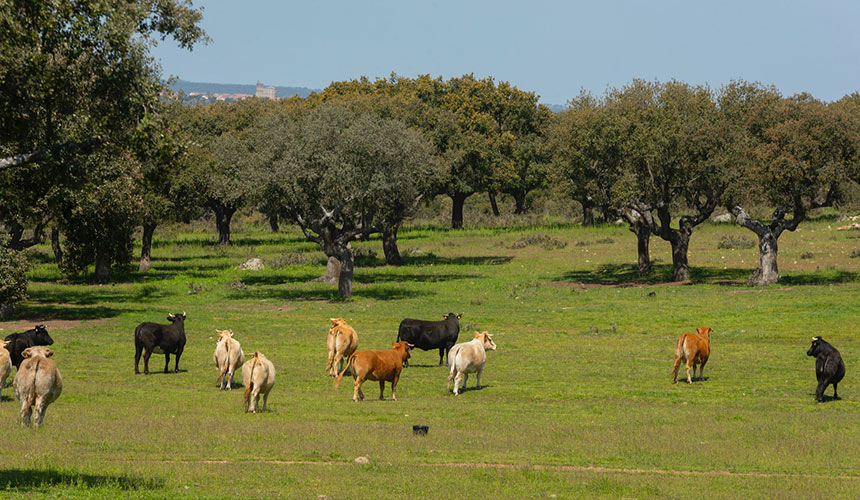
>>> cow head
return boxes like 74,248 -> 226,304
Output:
167,311 -> 187,323
1,340 -> 10,351
392,341 -> 413,360
22,346 -> 54,359
216,330 -> 234,342
329,318 -> 350,336
474,331 -> 497,351
808,336 -> 825,357
443,312 -> 461,321
696,327 -> 712,340
33,325 -> 53,346
330,318 -> 344,326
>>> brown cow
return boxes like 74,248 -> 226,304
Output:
335,341 -> 412,402
325,318 -> 358,377
14,346 -> 63,427
672,327 -> 712,384
0,340 -> 11,401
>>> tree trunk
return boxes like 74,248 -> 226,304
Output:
7,222 -> 24,250
488,192 -> 500,216
669,234 -> 691,282
51,227 -> 62,264
94,255 -> 110,282
581,200 -> 595,226
600,205 -> 615,224
451,193 -> 469,229
749,232 -> 780,285
334,245 -> 354,298
214,205 -> 236,245
513,191 -> 527,215
267,213 -> 279,232
632,223 -> 651,272
382,223 -> 402,266
139,223 -> 156,271
311,256 -> 341,284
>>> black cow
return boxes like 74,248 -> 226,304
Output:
4,324 -> 54,368
807,336 -> 846,402
134,312 -> 187,375
397,313 -> 461,366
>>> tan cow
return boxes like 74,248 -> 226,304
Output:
0,340 -> 11,401
243,351 -> 275,413
213,329 -> 245,390
325,318 -> 358,377
672,327 -> 712,384
13,346 -> 62,427
447,331 -> 497,395
335,341 -> 412,402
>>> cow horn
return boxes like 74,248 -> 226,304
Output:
182,311 -> 186,317
408,343 -> 415,348
167,313 -> 175,318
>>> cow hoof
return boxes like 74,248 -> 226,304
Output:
834,396 -> 842,401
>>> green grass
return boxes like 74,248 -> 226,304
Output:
3,217 -> 860,498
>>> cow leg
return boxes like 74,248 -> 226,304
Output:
833,381 -> 840,400
453,372 -> 463,396
331,352 -> 343,377
163,353 -> 171,374
225,368 -> 233,390
20,401 -> 32,427
33,397 -> 48,428
379,380 -> 386,400
476,367 -> 483,390
135,343 -> 143,374
815,380 -> 827,402
262,390 -> 270,411
698,359 -> 707,381
143,348 -> 152,375
685,359 -> 694,384
391,374 -> 399,401
353,377 -> 364,402
174,347 -> 183,373
439,347 -> 445,365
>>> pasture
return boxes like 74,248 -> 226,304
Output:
2,215 -> 860,499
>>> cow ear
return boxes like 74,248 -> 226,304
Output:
21,348 -> 31,359
457,314 -> 462,319
44,348 -> 54,358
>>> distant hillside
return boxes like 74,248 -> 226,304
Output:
545,103 -> 566,113
169,79 -> 317,98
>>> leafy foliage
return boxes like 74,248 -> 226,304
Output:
0,238 -> 28,308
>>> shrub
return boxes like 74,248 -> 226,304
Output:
717,235 -> 756,249
0,244 -> 29,313
266,252 -> 318,269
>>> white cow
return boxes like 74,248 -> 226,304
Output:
213,329 -> 245,390
447,331 -> 497,395
0,340 -> 11,401
14,346 -> 63,427
243,351 -> 275,413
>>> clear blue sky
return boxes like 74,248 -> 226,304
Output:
151,0 -> 860,105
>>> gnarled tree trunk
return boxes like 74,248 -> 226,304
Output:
333,244 -> 354,298
623,209 -> 652,273
382,223 -> 402,266
580,197 -> 595,226
51,227 -> 62,264
139,223 -> 156,271
488,192 -> 500,216
729,205 -> 801,286
511,191 -> 527,215
214,205 -> 236,245
668,232 -> 691,282
451,193 -> 470,229
94,254 -> 110,282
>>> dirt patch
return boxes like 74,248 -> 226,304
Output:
0,317 -> 111,333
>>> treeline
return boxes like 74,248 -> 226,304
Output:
2,2 -> 860,306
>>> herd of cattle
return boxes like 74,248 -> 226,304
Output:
0,312 -> 848,428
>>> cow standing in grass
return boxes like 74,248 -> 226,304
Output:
447,331 -> 497,395
325,318 -> 358,377
397,313 -> 461,366
14,346 -> 62,427
134,312 -> 187,375
807,336 -> 845,402
672,327 -> 712,384
335,341 -> 412,402
213,330 -> 245,390
0,340 -> 11,401
243,351 -> 276,413
5,325 -> 54,369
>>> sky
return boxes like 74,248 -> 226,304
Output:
151,0 -> 860,105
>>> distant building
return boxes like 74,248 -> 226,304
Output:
256,81 -> 276,99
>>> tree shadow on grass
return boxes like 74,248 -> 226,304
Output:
8,303 -> 128,321
227,285 -> 427,302
402,255 -> 514,266
357,272 -> 479,284
0,469 -> 163,491
239,273 -> 330,286
27,286 -> 170,306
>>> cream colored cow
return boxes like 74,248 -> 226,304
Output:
447,331 -> 497,396
325,318 -> 358,377
213,329 -> 245,390
0,340 -> 11,401
14,346 -> 63,427
243,351 -> 275,413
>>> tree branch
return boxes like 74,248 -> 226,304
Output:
0,136 -> 107,171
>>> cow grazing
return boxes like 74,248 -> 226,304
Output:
213,330 -> 245,390
134,312 -> 187,375
325,318 -> 358,377
0,340 -> 11,401
672,327 -> 712,384
807,336 -> 846,402
4,324 -> 54,369
447,331 -> 497,395
13,346 -> 62,427
243,351 -> 275,413
397,313 -> 461,366
335,341 -> 412,402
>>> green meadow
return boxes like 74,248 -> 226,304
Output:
2,214 -> 860,499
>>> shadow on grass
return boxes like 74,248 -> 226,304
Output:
8,303 -> 128,321
227,285 -> 427,302
239,273 -> 330,286
0,469 -> 163,491
402,255 -> 514,266
357,272 -> 478,284
26,286 -> 172,307
558,263 -> 860,286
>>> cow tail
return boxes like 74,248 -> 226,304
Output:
335,354 -> 356,388
396,328 -> 401,343
244,357 -> 258,412
28,359 -> 41,407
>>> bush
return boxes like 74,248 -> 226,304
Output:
509,234 -> 567,250
266,252 -> 319,269
717,235 -> 756,249
0,244 -> 29,312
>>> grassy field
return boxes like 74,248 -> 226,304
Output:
2,215 -> 860,499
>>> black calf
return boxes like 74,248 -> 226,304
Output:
807,336 -> 845,402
